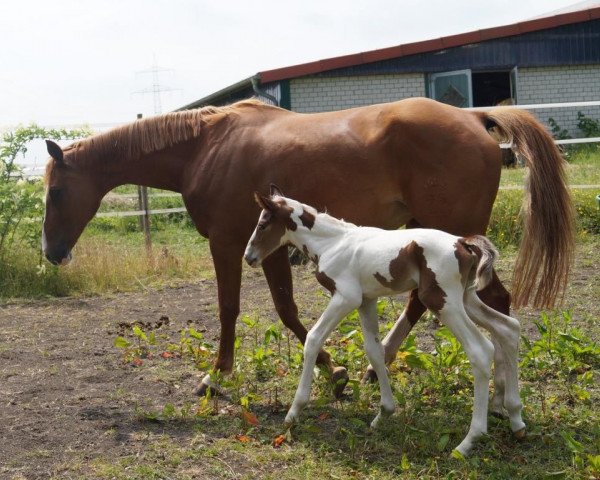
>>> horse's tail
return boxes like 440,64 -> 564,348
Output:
461,235 -> 499,291
484,108 -> 575,308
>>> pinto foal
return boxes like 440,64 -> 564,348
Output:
244,188 -> 525,455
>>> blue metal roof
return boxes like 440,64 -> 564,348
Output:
312,19 -> 600,76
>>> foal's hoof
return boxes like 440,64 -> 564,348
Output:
331,366 -> 349,398
284,413 -> 298,428
361,366 -> 378,384
513,427 -> 527,440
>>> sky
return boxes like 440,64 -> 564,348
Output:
0,0 -> 587,130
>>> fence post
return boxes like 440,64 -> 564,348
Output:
136,113 -> 152,255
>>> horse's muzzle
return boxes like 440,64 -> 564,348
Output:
45,248 -> 72,266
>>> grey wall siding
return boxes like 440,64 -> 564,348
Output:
290,74 -> 425,113
518,64 -> 600,135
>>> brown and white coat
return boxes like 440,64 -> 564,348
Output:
245,188 -> 525,456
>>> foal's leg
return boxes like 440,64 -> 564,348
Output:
477,272 -> 511,416
285,293 -> 359,425
358,299 -> 396,428
262,246 -> 348,396
362,290 -> 425,381
195,236 -> 243,396
464,290 -> 526,436
437,301 -> 494,456
364,272 -> 511,419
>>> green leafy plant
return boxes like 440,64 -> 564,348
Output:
548,117 -> 571,141
577,112 -> 600,138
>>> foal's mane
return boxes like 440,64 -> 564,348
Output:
46,98 -> 268,181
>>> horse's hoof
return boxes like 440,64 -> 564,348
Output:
331,366 -> 349,398
513,427 -> 526,440
193,375 -> 223,397
193,382 -> 215,397
361,367 -> 378,384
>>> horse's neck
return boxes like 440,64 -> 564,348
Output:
106,148 -> 190,192
289,213 -> 352,259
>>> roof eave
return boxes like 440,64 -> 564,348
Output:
176,75 -> 257,111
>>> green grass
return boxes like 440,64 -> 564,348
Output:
500,145 -> 600,186
96,290 -> 600,480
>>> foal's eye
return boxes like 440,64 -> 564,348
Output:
258,223 -> 267,231
49,187 -> 62,202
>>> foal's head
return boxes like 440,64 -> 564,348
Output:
42,140 -> 106,265
244,185 -> 305,267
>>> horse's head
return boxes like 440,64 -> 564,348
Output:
42,140 -> 105,265
244,184 -> 300,267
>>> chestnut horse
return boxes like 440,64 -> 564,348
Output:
43,97 -> 574,402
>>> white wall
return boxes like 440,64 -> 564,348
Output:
290,74 -> 425,112
518,65 -> 600,136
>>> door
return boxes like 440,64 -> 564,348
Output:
510,66 -> 518,104
429,69 -> 473,108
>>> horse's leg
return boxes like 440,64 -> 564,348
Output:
437,300 -> 494,456
261,246 -> 348,397
476,271 -> 511,417
464,290 -> 526,437
362,289 -> 426,382
195,236 -> 243,396
358,298 -> 396,428
285,293 -> 359,425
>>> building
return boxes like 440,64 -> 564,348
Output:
179,2 -> 600,136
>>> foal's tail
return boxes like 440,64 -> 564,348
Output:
484,108 -> 575,308
462,235 -> 499,292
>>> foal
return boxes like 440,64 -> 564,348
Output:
244,187 -> 526,456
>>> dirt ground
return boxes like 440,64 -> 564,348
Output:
0,245 -> 598,479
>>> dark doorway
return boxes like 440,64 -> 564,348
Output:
472,71 -> 512,107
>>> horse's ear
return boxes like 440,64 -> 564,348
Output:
46,140 -> 64,164
269,183 -> 284,198
254,191 -> 276,211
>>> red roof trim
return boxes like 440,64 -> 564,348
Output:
479,24 -> 522,41
259,5 -> 600,84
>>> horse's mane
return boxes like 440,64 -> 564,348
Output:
46,98 -> 268,181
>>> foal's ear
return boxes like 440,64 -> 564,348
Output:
269,183 -> 284,198
45,140 -> 64,164
254,191 -> 276,212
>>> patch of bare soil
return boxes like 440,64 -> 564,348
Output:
0,245 -> 598,479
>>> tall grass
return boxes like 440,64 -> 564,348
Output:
0,227 -> 213,299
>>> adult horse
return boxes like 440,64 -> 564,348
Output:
43,97 -> 574,403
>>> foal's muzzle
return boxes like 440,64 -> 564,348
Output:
244,252 -> 260,268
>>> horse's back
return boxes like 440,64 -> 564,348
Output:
185,98 -> 503,241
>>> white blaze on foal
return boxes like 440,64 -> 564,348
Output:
244,186 -> 526,456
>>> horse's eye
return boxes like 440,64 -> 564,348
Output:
258,223 -> 267,231
49,187 -> 62,202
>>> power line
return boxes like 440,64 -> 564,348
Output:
133,55 -> 180,115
